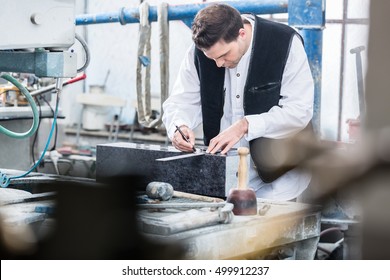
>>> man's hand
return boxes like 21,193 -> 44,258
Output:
207,118 -> 249,154
171,125 -> 196,152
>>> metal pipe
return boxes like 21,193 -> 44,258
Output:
75,0 -> 288,26
301,29 -> 323,135
288,0 -> 325,136
337,0 -> 348,141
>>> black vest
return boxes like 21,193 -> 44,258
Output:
194,15 -> 301,145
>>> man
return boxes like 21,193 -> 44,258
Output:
162,3 -> 314,201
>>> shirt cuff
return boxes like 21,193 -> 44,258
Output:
244,115 -> 266,141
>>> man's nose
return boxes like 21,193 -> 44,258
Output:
214,58 -> 224,68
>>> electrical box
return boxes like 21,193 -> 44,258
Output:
0,0 -> 76,50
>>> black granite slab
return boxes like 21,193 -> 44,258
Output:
96,142 -> 239,198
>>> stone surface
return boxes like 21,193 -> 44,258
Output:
96,142 -> 239,197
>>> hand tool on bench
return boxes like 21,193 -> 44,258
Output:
146,181 -> 224,203
0,190 -> 56,205
137,201 -> 226,209
140,202 -> 234,235
226,147 -> 257,215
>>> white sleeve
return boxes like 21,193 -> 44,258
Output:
162,44 -> 203,138
245,35 -> 314,140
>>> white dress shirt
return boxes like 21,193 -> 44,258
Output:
162,18 -> 314,201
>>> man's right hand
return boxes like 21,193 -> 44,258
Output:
171,125 -> 196,152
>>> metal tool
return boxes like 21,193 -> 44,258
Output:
155,151 -> 206,161
140,202 -> 234,235
146,181 -> 224,202
155,146 -> 225,161
137,201 -> 226,209
30,73 -> 87,97
0,190 -> 56,205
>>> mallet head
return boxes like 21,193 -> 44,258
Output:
146,181 -> 174,201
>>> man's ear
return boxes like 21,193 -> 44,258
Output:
238,28 -> 246,39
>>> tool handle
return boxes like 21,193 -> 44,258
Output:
30,74 -> 87,97
175,125 -> 190,143
142,208 -> 230,235
173,190 -> 224,203
166,209 -> 228,233
64,73 -> 87,85
237,147 -> 249,190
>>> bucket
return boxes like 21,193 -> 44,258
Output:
82,105 -> 109,131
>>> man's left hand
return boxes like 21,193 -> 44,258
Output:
206,118 -> 248,154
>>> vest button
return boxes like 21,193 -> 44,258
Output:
236,95 -> 240,98
236,73 -> 240,77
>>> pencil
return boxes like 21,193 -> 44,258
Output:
175,125 -> 196,152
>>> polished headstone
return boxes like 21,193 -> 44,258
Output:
96,142 -> 239,198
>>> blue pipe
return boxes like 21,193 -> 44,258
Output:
75,0 -> 288,25
301,29 -> 323,134
288,0 -> 325,135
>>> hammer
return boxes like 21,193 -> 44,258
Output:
146,181 -> 224,203
226,147 -> 258,215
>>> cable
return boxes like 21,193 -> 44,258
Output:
31,97 -> 43,171
30,95 -> 58,172
0,73 -> 40,138
0,79 -> 63,188
75,33 -> 90,73
42,95 -> 58,151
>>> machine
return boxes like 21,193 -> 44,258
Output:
0,0 -> 77,78
0,0 -> 87,182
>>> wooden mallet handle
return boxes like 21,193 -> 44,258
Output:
173,190 -> 224,203
238,147 -> 249,190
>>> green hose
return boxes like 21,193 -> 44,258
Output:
0,73 -> 39,138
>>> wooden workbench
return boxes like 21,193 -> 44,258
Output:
138,199 -> 321,260
0,171 -> 321,260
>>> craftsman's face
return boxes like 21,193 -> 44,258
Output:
203,28 -> 247,69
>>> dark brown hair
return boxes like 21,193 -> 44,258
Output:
192,3 -> 244,50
